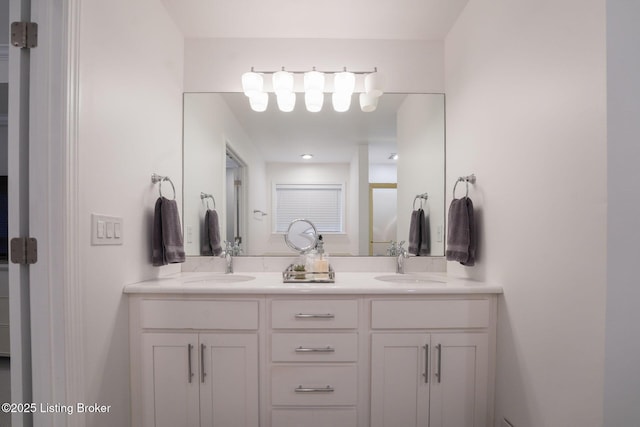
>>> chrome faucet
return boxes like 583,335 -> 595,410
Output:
221,241 -> 234,274
396,242 -> 408,274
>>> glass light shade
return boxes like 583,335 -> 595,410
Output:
276,92 -> 296,112
272,70 -> 294,96
332,92 -> 352,112
305,90 -> 324,112
334,71 -> 355,96
364,72 -> 384,97
304,71 -> 325,92
359,92 -> 379,112
249,92 -> 268,112
241,72 -> 263,97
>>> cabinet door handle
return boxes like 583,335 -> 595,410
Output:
435,344 -> 442,383
200,343 -> 207,383
295,346 -> 335,353
187,344 -> 194,383
295,385 -> 334,393
294,313 -> 335,319
423,344 -> 429,383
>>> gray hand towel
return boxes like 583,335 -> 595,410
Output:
152,197 -> 165,265
446,197 -> 475,266
152,197 -> 185,266
418,209 -> 430,256
204,209 -> 222,256
201,210 -> 213,256
408,210 -> 421,255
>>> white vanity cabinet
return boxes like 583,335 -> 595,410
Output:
370,298 -> 493,427
126,276 -> 499,427
130,297 -> 260,427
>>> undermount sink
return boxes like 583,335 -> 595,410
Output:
374,274 -> 446,284
182,274 -> 256,284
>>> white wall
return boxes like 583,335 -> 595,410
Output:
184,38 -> 444,93
604,1 -> 640,425
445,1 -> 606,426
369,164 -> 397,183
183,93 -> 267,256
78,0 -> 184,425
259,162 -> 358,255
397,94 -> 445,256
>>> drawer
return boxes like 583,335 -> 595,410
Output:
272,408 -> 357,427
271,333 -> 358,362
140,299 -> 258,330
371,299 -> 490,329
271,300 -> 358,329
271,365 -> 357,406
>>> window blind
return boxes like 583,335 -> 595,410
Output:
274,184 -> 344,233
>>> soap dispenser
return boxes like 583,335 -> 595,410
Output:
313,235 -> 330,280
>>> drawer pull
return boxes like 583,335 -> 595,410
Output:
295,385 -> 335,393
295,346 -> 335,353
294,313 -> 335,319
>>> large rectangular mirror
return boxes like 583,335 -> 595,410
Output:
183,92 -> 445,256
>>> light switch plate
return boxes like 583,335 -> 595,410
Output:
91,214 -> 123,245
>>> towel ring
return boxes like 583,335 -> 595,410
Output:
453,174 -> 476,199
200,192 -> 216,210
453,179 -> 468,199
413,197 -> 421,210
413,193 -> 428,210
151,174 -> 176,200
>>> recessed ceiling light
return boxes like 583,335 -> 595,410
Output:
301,154 -> 314,160
388,153 -> 398,160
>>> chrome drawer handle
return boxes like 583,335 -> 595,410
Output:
295,385 -> 335,393
295,346 -> 335,353
294,313 -> 335,319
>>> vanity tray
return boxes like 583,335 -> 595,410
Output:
282,263 -> 335,283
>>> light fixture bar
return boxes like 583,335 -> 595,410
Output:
241,67 -> 382,112
250,67 -> 378,75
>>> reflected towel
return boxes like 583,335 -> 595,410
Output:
152,197 -> 186,266
418,209 -> 430,256
202,209 -> 222,256
408,210 -> 421,255
446,197 -> 475,266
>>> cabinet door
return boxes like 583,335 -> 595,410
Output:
199,334 -> 259,427
141,333 -> 200,427
371,333 -> 430,427
429,333 -> 489,427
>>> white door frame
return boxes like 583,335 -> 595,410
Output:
9,1 -> 83,426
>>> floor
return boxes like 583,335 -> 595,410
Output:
0,357 -> 10,426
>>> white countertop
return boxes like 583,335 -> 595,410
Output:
124,272 -> 502,295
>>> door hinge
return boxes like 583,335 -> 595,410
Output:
10,237 -> 38,265
11,22 -> 38,49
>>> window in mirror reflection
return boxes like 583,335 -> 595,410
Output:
274,184 -> 345,234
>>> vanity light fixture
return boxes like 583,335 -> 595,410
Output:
301,154 -> 314,160
241,68 -> 264,97
241,67 -> 383,113
304,68 -> 325,112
